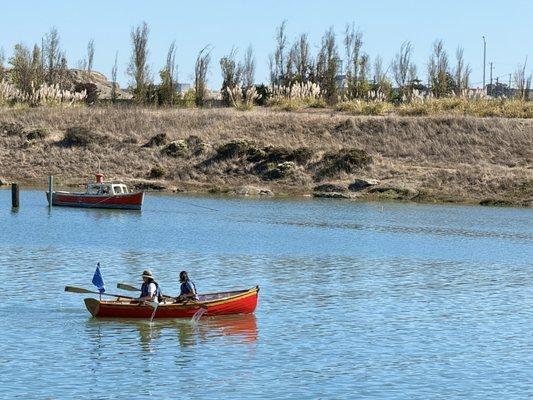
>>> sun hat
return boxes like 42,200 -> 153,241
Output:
141,270 -> 153,279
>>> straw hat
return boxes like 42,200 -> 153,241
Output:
141,270 -> 154,279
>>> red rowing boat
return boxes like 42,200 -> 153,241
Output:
84,286 -> 259,318
46,173 -> 144,210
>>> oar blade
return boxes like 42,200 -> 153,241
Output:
65,285 -> 135,300
117,283 -> 140,292
65,286 -> 93,294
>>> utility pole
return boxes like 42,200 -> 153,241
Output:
482,36 -> 486,92
489,62 -> 494,96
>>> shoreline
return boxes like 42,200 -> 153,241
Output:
1,107 -> 532,208
0,179 -> 525,208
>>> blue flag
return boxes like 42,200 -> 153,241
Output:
92,263 -> 105,293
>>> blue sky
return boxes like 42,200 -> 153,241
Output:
1,0 -> 531,89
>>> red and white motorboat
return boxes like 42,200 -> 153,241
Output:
46,173 -> 144,210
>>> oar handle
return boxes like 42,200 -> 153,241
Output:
65,286 -> 135,299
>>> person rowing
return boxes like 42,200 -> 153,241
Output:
136,270 -> 162,304
176,271 -> 198,302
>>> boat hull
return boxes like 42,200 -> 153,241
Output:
84,286 -> 259,318
47,191 -> 144,210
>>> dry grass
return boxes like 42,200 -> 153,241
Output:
0,106 -> 532,205
335,98 -> 533,118
396,98 -> 533,118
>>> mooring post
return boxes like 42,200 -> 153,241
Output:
11,183 -> 19,208
48,175 -> 54,210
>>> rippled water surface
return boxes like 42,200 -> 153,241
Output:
0,189 -> 531,399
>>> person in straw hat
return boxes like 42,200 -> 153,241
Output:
137,270 -> 162,303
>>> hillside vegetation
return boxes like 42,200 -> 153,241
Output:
1,106 -> 532,206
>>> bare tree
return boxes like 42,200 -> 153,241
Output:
195,45 -> 211,107
514,57 -> 532,101
31,44 -> 44,87
373,56 -> 386,85
220,48 -> 242,105
391,41 -> 416,97
127,21 -> 150,103
0,48 -> 5,80
293,34 -> 311,83
57,55 -> 69,89
87,39 -> 95,74
77,59 -> 87,71
428,40 -> 450,97
316,27 -> 339,104
43,27 -> 63,85
454,46 -> 471,94
285,44 -> 297,86
111,51 -> 118,103
372,55 -> 392,99
272,20 -> 288,86
344,23 -> 363,88
242,45 -> 255,91
160,41 -> 178,105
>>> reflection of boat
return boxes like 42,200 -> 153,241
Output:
84,286 -> 259,318
46,173 -> 144,210
204,314 -> 258,343
85,314 -> 258,353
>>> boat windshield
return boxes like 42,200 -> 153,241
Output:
112,185 -> 129,194
87,184 -> 100,195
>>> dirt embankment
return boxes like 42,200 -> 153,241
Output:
0,106 -> 532,206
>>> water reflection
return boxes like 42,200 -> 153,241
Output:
85,314 -> 258,354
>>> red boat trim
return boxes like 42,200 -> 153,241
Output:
47,191 -> 144,210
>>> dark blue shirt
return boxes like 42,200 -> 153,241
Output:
180,280 -> 198,299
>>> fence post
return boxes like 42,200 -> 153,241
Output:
11,183 -> 19,208
48,175 -> 54,210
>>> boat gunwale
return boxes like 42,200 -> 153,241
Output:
51,191 -> 143,197
98,286 -> 259,308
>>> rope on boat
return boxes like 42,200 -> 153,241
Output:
84,195 -> 116,208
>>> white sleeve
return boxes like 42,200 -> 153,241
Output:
148,283 -> 157,297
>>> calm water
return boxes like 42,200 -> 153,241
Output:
0,189 -> 531,399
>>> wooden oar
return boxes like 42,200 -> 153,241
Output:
117,283 -> 207,308
117,283 -> 176,301
65,286 -> 135,300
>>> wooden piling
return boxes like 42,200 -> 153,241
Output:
11,183 -> 19,208
48,175 -> 54,210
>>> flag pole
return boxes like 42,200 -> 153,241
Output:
96,262 -> 102,301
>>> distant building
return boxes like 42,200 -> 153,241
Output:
486,82 -> 532,99
175,83 -> 192,94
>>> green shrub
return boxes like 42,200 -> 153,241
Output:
307,98 -> 327,108
318,148 -> 372,178
0,122 -> 24,136
336,101 -> 392,116
161,140 -> 188,157
62,126 -> 100,147
149,165 -> 165,179
143,133 -> 168,147
74,83 -> 99,105
215,139 -> 254,160
255,84 -> 270,106
177,89 -> 196,108
26,128 -> 49,141
185,135 -> 206,155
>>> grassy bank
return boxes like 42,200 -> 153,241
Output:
1,106 -> 532,206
